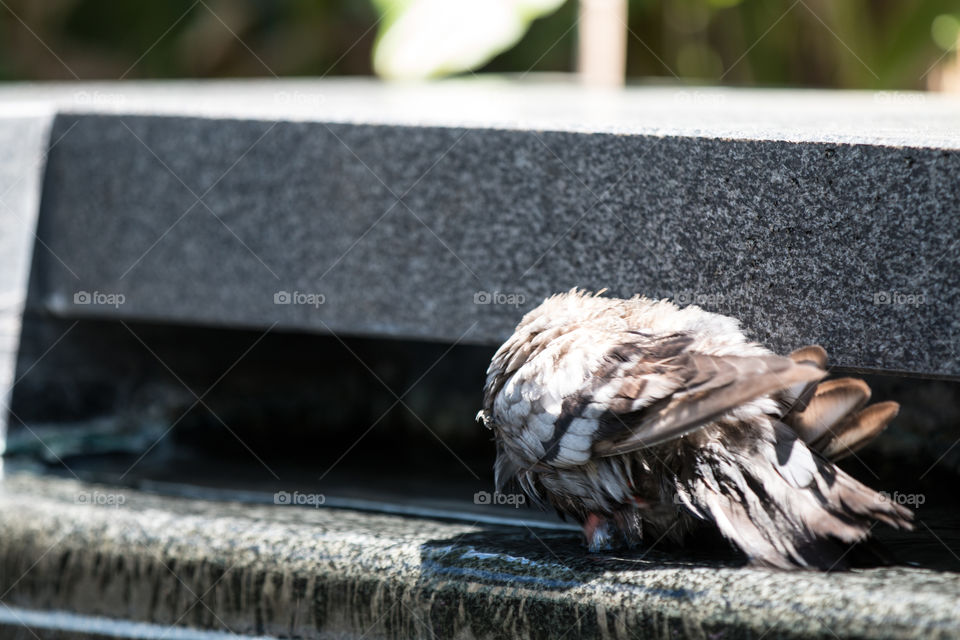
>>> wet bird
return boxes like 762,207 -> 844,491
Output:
478,289 -> 912,569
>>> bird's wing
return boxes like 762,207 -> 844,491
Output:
582,333 -> 826,457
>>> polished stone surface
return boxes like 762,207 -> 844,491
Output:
6,79 -> 954,376
0,80 -> 956,376
1,78 -> 959,149
0,114 -> 50,443
0,472 -> 959,639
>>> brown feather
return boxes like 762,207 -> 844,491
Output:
595,357 -> 825,455
678,423 -> 912,569
784,345 -> 828,412
818,401 -> 900,461
789,345 -> 827,368
786,377 -> 871,444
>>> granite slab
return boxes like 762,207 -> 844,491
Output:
0,472 -> 959,639
5,79 -> 955,376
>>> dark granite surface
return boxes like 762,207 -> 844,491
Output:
0,115 -> 49,437
26,106 -> 960,377
0,81 -> 954,379
1,472 -> 959,639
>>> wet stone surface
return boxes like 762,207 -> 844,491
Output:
1,473 -> 959,639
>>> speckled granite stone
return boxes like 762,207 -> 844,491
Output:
0,472 -> 959,639
12,80 -> 956,377
0,115 -> 49,442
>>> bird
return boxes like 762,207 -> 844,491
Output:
477,289 -> 913,570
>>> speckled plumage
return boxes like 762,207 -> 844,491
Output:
479,290 -> 912,569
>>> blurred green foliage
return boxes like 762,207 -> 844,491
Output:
0,0 -> 956,89
369,0 -> 566,79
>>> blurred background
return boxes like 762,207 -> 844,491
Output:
0,0 -> 958,91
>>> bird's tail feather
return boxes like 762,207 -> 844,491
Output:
783,347 -> 900,461
674,422 -> 913,569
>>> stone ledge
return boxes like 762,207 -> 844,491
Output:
0,606 -> 274,640
1,78 -> 959,149
3,78 -> 954,376
0,472 -> 958,639
0,114 -> 49,426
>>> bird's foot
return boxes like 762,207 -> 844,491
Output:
584,513 -> 614,552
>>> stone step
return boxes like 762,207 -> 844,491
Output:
1,472 -> 958,640
1,79 -> 959,640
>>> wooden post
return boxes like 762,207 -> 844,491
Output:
578,0 -> 628,87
